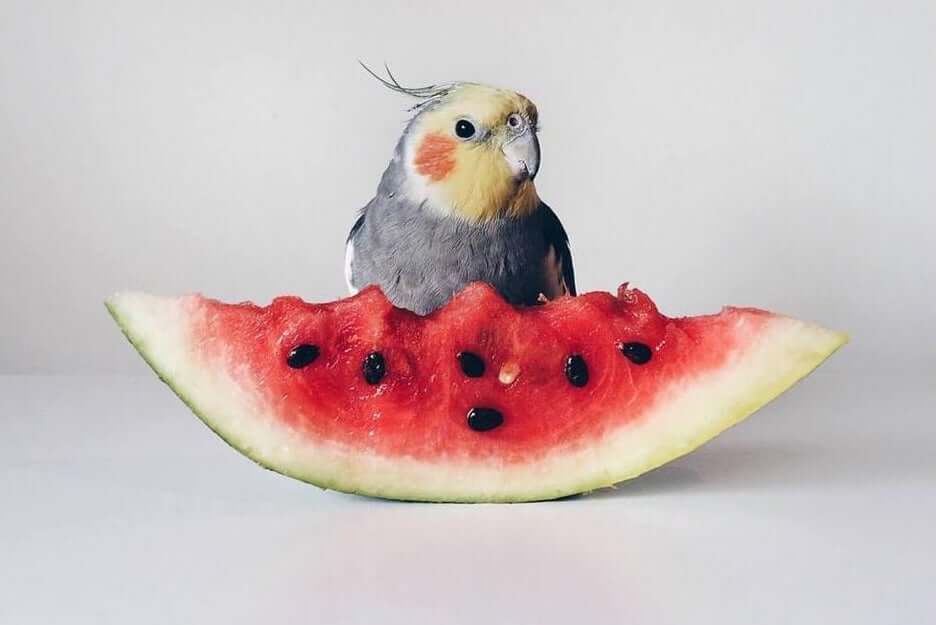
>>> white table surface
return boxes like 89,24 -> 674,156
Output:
1,366 -> 933,624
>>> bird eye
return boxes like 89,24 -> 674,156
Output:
454,119 -> 476,139
507,113 -> 524,130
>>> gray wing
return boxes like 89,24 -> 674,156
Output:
539,202 -> 576,297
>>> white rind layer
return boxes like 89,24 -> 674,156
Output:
106,292 -> 847,502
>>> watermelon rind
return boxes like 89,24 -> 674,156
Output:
106,293 -> 847,503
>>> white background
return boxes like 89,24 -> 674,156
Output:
2,0 -> 933,374
1,2 -> 934,624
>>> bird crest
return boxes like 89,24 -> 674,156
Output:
358,62 -> 457,111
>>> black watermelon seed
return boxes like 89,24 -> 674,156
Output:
619,342 -> 653,365
564,354 -> 589,387
286,344 -> 320,369
467,407 -> 504,432
457,351 -> 486,377
362,351 -> 387,385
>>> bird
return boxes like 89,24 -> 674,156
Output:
345,65 -> 575,315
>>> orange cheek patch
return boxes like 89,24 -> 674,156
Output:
414,133 -> 457,181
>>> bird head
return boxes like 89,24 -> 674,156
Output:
365,66 -> 541,222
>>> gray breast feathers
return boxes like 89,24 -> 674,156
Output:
346,196 -> 574,314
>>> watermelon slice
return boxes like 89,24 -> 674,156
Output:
106,284 -> 846,502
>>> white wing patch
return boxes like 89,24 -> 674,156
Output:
541,244 -> 568,299
344,239 -> 359,295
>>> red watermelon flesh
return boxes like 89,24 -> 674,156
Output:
106,283 -> 846,502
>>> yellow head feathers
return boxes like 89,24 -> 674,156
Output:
363,66 -> 542,222
407,84 -> 540,221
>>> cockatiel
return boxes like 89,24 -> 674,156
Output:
345,67 -> 575,315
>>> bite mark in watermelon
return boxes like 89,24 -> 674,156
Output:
106,284 -> 846,502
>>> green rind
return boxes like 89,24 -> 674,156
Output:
106,298 -> 847,502
106,299 -> 361,496
595,331 -> 848,493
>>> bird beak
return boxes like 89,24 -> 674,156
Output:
502,129 -> 540,181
